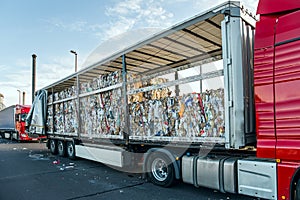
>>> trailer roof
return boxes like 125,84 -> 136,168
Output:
44,1 -> 255,92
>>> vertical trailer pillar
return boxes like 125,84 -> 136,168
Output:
221,8 -> 256,149
175,71 -> 180,96
76,74 -> 81,137
122,54 -> 130,144
51,87 -> 54,134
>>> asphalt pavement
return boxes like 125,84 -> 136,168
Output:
0,138 -> 257,200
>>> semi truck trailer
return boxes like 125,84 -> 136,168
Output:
27,1 -> 300,199
0,104 -> 39,141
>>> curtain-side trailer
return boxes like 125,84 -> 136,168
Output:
27,1 -> 300,199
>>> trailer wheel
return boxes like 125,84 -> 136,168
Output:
57,140 -> 66,157
296,179 -> 300,200
66,141 -> 76,160
4,132 -> 11,140
49,139 -> 58,155
147,153 -> 175,187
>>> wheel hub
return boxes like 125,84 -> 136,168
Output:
151,158 -> 168,182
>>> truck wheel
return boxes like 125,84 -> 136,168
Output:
66,141 -> 76,160
16,132 -> 20,142
57,140 -> 66,157
296,179 -> 300,200
4,132 -> 11,140
49,139 -> 58,155
146,153 -> 175,187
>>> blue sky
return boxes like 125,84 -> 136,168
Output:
0,0 -> 258,106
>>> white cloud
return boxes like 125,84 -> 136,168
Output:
0,68 -> 32,106
99,0 -> 174,40
0,54 -> 80,106
44,18 -> 97,33
36,57 -> 75,89
106,0 -> 143,15
193,0 -> 258,15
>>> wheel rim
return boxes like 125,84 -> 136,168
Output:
50,140 -> 55,151
67,143 -> 74,156
151,158 -> 168,182
58,141 -> 63,152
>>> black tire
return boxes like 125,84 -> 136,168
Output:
16,132 -> 21,142
296,179 -> 300,200
66,141 -> 76,160
8,133 -> 12,140
57,140 -> 66,157
146,152 -> 175,187
49,139 -> 58,155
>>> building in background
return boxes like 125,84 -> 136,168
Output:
0,93 -> 5,111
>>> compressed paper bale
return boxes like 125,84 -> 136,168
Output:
127,88 -> 224,138
128,97 -> 178,137
179,94 -> 205,137
64,86 -> 77,98
77,70 -> 122,92
59,91 -> 65,100
128,76 -> 170,103
54,93 -> 59,102
79,87 -> 123,137
46,105 -> 53,133
92,78 -> 99,91
198,89 -> 225,137
149,78 -> 169,100
129,101 -> 151,136
48,95 -> 53,103
54,103 -> 64,133
80,96 -> 96,136
64,100 -> 78,133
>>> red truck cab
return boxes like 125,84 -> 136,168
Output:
14,105 -> 33,141
14,105 -> 45,141
254,0 -> 300,199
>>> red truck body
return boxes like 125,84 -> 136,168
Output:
0,104 -> 44,141
14,105 -> 35,141
255,0 -> 300,199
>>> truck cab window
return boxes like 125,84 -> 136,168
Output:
21,114 -> 27,122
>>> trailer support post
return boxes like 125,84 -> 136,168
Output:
122,54 -> 130,145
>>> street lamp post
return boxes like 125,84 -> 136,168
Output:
70,50 -> 78,72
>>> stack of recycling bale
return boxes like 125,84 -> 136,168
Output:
64,99 -> 78,133
127,73 -> 225,138
54,103 -> 64,133
47,70 -> 225,138
47,95 -> 53,133
79,70 -> 123,137
79,89 -> 123,137
80,71 -> 120,94
49,85 -> 78,134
